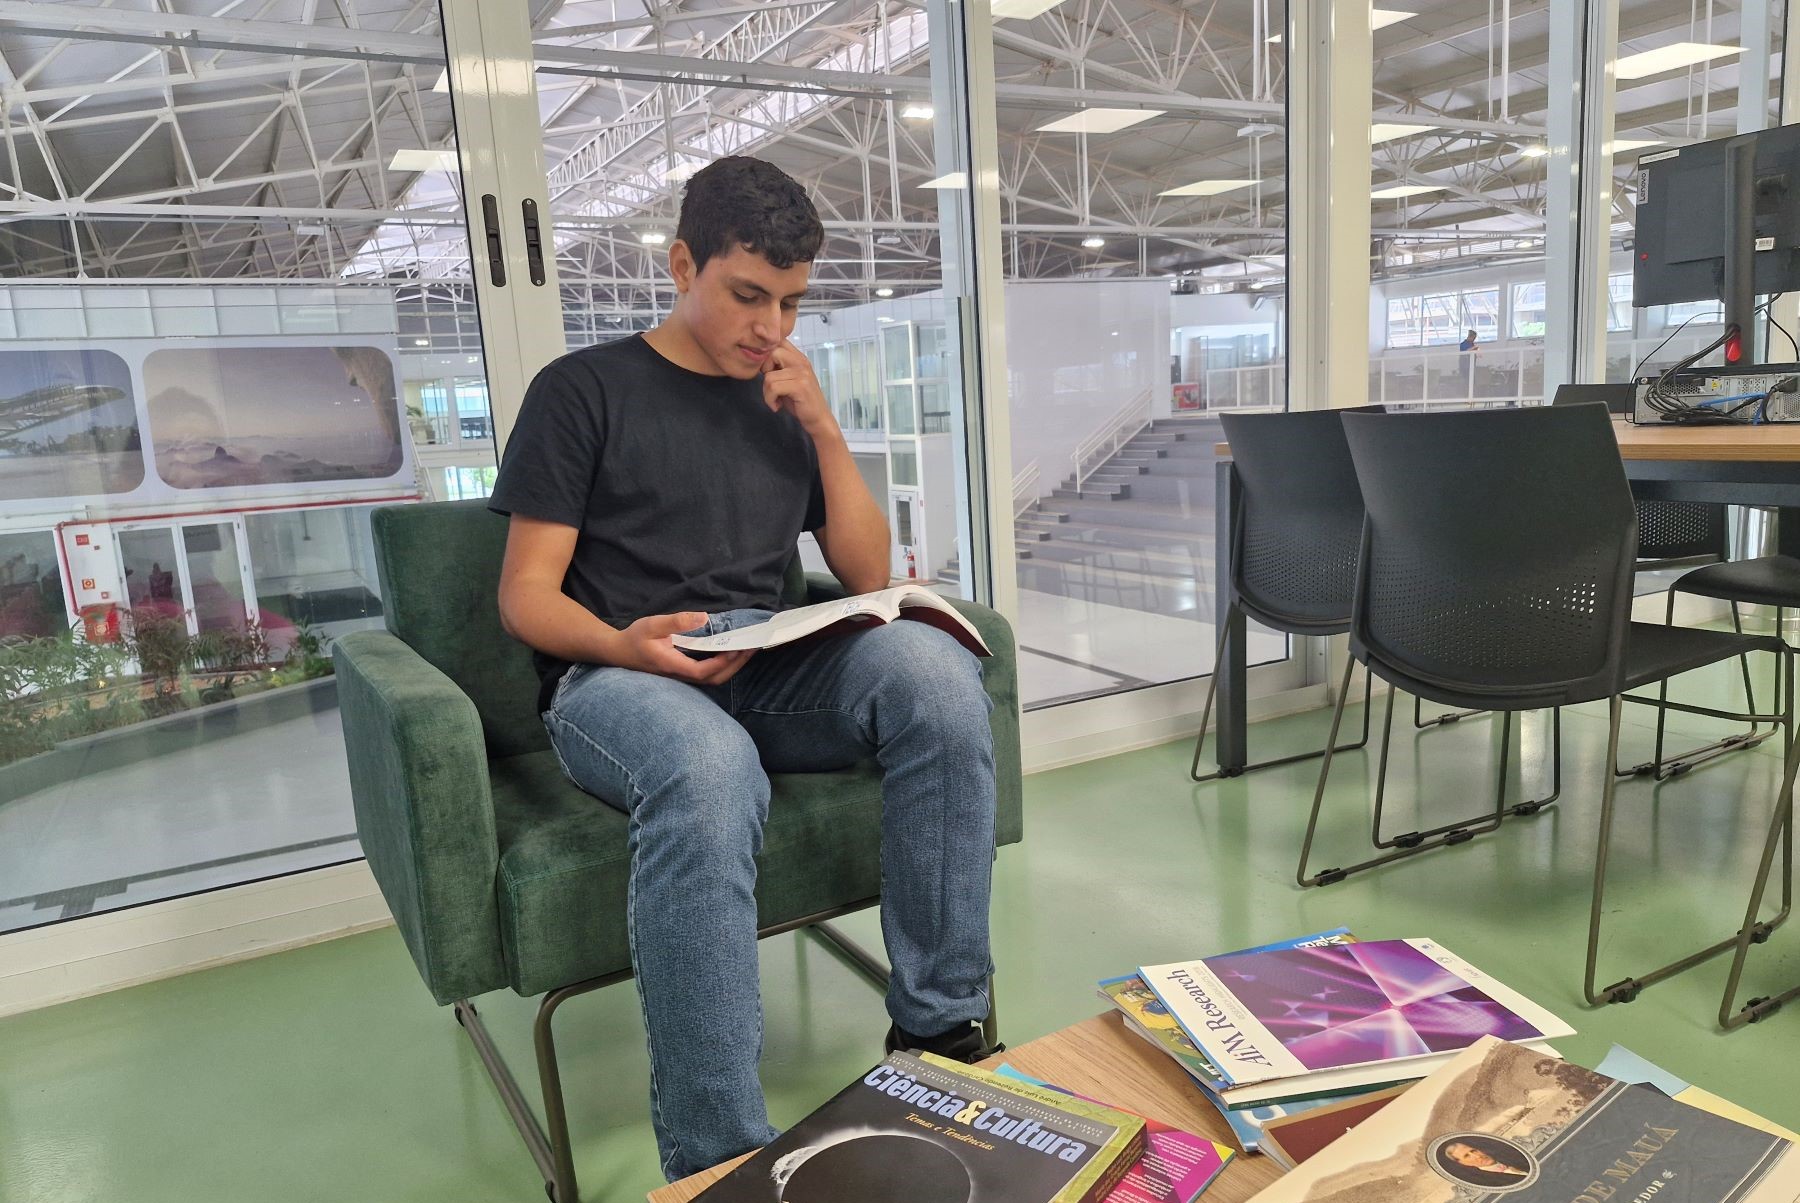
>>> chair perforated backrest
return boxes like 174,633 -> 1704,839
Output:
1550,382 -> 1725,563
1634,500 -> 1728,562
1340,404 -> 1638,705
1218,408 -> 1379,634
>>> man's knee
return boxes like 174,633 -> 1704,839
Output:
865,622 -> 993,734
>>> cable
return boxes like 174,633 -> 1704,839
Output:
1632,308 -> 1716,380
1766,295 -> 1800,361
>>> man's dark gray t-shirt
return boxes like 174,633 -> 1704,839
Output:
488,334 -> 826,713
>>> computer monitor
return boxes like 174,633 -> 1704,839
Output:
1633,125 -> 1800,365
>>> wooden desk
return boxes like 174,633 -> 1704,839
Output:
647,1012 -> 1285,1203
1204,416 -> 1800,775
1612,422 -> 1800,462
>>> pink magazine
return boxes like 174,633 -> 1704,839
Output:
996,1065 -> 1234,1203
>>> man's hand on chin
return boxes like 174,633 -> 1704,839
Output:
762,340 -> 841,442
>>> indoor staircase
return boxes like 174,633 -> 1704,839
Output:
939,414 -> 1221,619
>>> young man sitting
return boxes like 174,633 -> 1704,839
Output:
486,155 -> 999,1183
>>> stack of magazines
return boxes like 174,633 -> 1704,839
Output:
1099,931 -> 1574,1154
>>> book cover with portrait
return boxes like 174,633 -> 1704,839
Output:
1244,1037 -> 1799,1203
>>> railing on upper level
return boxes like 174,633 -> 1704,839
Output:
1196,332 -> 1729,413
1071,389 -> 1153,492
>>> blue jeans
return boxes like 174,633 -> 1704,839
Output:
541,609 -> 998,1181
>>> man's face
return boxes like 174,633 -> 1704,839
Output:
673,243 -> 812,379
1447,1144 -> 1495,1169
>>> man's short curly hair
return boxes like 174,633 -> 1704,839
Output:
676,156 -> 824,273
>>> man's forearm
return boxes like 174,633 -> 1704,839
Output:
500,584 -> 626,666
814,429 -> 891,594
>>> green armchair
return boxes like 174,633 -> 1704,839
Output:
333,500 -> 1024,1202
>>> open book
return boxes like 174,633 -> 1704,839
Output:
670,585 -> 991,658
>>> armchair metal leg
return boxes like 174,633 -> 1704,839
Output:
1191,603 -> 1372,783
455,972 -> 623,1203
1588,656 -> 1798,1011
453,906 -> 919,1202
1618,597 -> 1778,780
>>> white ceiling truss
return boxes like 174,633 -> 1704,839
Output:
0,0 -> 1783,314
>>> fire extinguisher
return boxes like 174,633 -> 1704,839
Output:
905,548 -> 917,579
80,603 -> 120,644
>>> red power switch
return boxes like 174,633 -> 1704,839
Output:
1726,329 -> 1745,364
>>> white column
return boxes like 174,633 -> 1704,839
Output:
1544,0 -> 1619,397
930,0 -> 1016,619
439,0 -> 567,451
1287,0 -> 1372,412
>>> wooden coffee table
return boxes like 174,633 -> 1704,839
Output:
647,1011 -> 1286,1202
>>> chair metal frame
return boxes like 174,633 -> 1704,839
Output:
1190,600 -> 1372,783
1585,674 -> 1797,1027
1617,594 -> 1782,780
1297,659 -> 1562,887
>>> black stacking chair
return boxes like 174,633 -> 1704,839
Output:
1300,403 -> 1796,1027
1552,385 -> 1772,778
1190,409 -> 1376,782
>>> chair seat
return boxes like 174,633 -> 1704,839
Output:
489,751 -> 887,997
1622,621 -> 1786,693
1672,555 -> 1800,608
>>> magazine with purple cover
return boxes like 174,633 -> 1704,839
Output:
1138,939 -> 1573,1088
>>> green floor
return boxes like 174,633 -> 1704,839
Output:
3,676 -> 1798,1203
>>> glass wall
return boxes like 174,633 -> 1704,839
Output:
530,2 -> 981,599
1367,4 -> 1553,410
0,9 -> 493,934
991,0 -> 1289,708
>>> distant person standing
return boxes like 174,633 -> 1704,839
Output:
1459,327 -> 1478,394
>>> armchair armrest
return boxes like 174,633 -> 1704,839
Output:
334,630 -> 507,1004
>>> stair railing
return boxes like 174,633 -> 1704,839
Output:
1071,388 -> 1153,493
1012,460 -> 1042,519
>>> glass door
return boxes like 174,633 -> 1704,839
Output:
180,520 -> 254,637
0,0 -> 509,936
525,1 -> 985,604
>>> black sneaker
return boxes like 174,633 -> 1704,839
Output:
883,1021 -> 1003,1064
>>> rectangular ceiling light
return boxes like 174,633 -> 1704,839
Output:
920,172 -> 968,189
1370,184 -> 1443,199
389,149 -> 459,173
1611,138 -> 1666,153
1371,122 -> 1438,144
1269,8 -> 1412,43
992,0 -> 1067,18
1615,42 -> 1741,79
1159,180 -> 1259,197
1036,108 -> 1164,134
